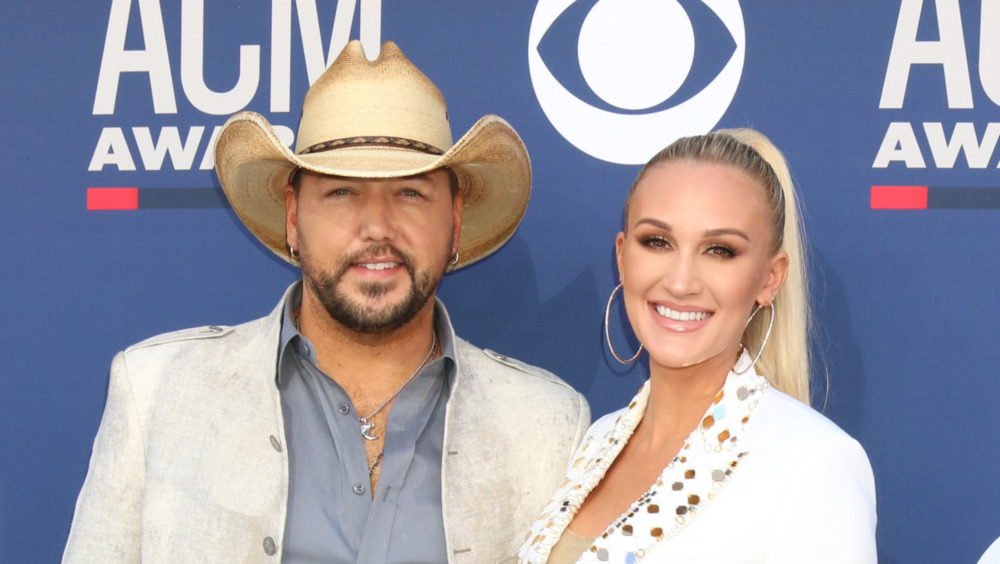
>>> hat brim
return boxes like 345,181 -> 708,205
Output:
214,111 -> 531,270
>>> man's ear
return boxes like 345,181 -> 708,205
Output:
451,189 -> 463,249
284,184 -> 298,250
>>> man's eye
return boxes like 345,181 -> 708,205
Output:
326,188 -> 352,197
400,189 -> 423,198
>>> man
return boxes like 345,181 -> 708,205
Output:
64,41 -> 589,563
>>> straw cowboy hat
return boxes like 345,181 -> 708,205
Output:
214,40 -> 531,270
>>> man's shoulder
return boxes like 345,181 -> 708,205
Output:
453,337 -> 579,395
449,337 -> 590,447
122,285 -> 291,357
122,315 -> 271,358
110,314 -> 278,398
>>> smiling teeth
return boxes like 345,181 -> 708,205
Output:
655,305 -> 710,322
361,262 -> 397,270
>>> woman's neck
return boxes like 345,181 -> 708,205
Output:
638,352 -> 736,448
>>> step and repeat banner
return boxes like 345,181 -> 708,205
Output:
2,1 -> 999,562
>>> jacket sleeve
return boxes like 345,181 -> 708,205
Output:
764,433 -> 878,563
568,391 -> 591,465
63,352 -> 145,563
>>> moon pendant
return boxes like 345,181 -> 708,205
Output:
360,420 -> 378,441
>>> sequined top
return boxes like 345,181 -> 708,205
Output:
517,352 -> 878,563
548,528 -> 596,564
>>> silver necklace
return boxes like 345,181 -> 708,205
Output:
295,312 -> 438,441
358,332 -> 437,441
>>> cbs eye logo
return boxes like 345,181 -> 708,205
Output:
528,0 -> 745,165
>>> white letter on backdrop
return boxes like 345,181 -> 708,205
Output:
923,122 -> 1000,168
198,125 -> 223,170
879,0 -> 972,109
270,0 -> 382,111
873,122 -> 928,168
89,128 -> 138,171
93,0 -> 177,115
271,0 -> 293,112
980,0 -> 1000,105
181,0 -> 261,115
133,126 -> 206,171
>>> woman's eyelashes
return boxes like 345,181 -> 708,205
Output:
638,233 -> 672,250
705,243 -> 737,259
636,233 -> 739,260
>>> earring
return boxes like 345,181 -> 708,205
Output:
604,284 -> 643,364
450,248 -> 459,266
289,243 -> 299,260
734,297 -> 775,375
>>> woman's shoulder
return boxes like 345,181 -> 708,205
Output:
748,386 -> 870,467
757,387 -> 854,436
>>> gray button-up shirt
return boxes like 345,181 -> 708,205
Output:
276,287 -> 454,563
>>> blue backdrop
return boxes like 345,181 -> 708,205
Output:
2,1 -> 999,562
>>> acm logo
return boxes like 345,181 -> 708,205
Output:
87,0 -> 383,209
871,0 -> 1000,210
88,0 -> 383,175
528,0 -> 745,165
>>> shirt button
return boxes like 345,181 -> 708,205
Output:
353,483 -> 366,495
269,435 -> 282,453
338,404 -> 350,415
263,536 -> 277,556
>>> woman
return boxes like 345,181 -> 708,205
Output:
518,129 -> 876,562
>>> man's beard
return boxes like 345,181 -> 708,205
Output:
302,242 -> 446,333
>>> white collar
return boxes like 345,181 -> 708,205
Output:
519,353 -> 770,563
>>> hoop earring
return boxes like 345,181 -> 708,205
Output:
450,248 -> 459,266
604,284 -> 643,364
734,298 -> 775,375
289,243 -> 299,260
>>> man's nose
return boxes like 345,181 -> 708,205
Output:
358,193 -> 397,241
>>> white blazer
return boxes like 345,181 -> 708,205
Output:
518,356 -> 877,563
63,284 -> 591,564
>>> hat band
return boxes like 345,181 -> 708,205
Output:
300,136 -> 445,156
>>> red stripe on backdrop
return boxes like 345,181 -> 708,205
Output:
87,188 -> 139,210
870,186 -> 928,209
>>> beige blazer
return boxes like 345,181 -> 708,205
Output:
63,285 -> 590,564
519,357 -> 877,563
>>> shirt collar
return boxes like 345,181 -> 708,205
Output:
276,281 -> 457,384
